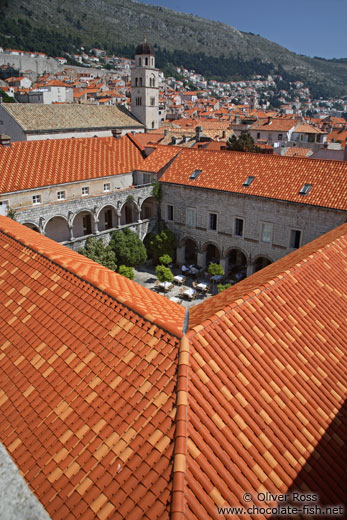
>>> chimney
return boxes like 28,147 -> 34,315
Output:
195,125 -> 202,142
267,116 -> 272,125
112,129 -> 122,139
222,130 -> 226,138
171,136 -> 177,145
164,129 -> 168,136
0,134 -> 11,147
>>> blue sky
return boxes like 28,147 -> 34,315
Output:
140,0 -> 347,59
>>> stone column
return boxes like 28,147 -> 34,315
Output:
116,210 -> 121,228
176,245 -> 185,266
69,225 -> 75,241
246,262 -> 254,277
197,250 -> 207,269
220,256 -> 228,275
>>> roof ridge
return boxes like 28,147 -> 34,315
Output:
0,216 -> 185,338
171,335 -> 190,519
188,223 -> 347,333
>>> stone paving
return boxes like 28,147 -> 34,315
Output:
134,263 -> 216,309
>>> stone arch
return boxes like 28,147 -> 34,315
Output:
140,196 -> 157,220
97,204 -> 117,232
120,197 -> 140,225
182,237 -> 198,265
202,241 -> 221,265
23,222 -> 40,233
72,209 -> 95,238
45,216 -> 70,242
253,255 -> 273,273
224,247 -> 248,277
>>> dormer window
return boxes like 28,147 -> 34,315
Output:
189,169 -> 202,180
299,183 -> 312,195
243,176 -> 255,187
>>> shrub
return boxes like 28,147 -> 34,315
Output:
217,283 -> 231,293
109,228 -> 147,267
159,254 -> 172,266
155,265 -> 174,283
208,262 -> 224,277
118,265 -> 134,280
78,238 -> 117,271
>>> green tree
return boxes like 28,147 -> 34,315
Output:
144,227 -> 177,264
109,228 -> 147,267
155,265 -> 174,283
208,263 -> 224,277
159,254 -> 172,266
226,131 -> 261,153
78,238 -> 117,271
118,265 -> 134,280
0,89 -> 15,103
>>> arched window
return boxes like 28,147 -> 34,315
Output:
135,77 -> 138,86
139,77 -> 142,86
145,57 -> 148,66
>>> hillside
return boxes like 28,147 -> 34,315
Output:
0,0 -> 346,97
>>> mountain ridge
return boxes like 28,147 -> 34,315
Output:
0,0 -> 346,97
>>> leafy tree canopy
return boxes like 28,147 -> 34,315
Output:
208,262 -> 224,277
0,89 -> 15,103
78,238 -> 117,271
159,254 -> 172,266
226,131 -> 261,153
109,228 -> 147,268
155,265 -> 174,283
118,265 -> 134,280
145,227 -> 177,264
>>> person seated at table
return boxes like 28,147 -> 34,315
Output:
181,264 -> 189,273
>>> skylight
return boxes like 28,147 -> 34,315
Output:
243,176 -> 255,187
299,183 -> 312,195
189,169 -> 202,180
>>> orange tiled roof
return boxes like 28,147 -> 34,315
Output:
141,146 -> 181,173
159,148 -> 347,210
250,118 -> 296,132
284,147 -> 313,158
183,223 -> 347,517
0,216 -> 185,519
0,217 -> 346,518
293,123 -> 325,134
0,135 -> 144,194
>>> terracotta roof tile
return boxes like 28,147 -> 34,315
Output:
0,135 -> 145,194
159,148 -> 347,210
0,217 -> 346,518
0,216 -> 183,519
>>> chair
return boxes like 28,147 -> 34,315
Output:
192,281 -> 197,289
179,287 -> 185,298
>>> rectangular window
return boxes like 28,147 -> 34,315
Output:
136,97 -> 142,106
186,208 -> 196,228
32,195 -> 41,205
278,133 -> 283,141
234,218 -> 244,237
290,229 -> 301,249
82,186 -> 89,196
150,97 -> 155,106
143,174 -> 151,184
167,204 -> 173,221
104,183 -> 111,192
57,191 -> 65,200
209,213 -> 217,231
261,222 -> 272,244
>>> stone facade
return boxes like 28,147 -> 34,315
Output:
161,184 -> 346,274
14,185 -> 157,248
131,50 -> 159,130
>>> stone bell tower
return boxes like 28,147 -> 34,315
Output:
131,38 -> 159,130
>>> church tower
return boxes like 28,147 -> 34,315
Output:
131,39 -> 159,130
